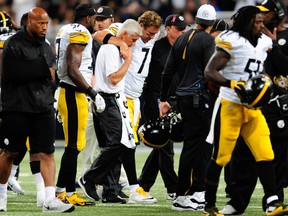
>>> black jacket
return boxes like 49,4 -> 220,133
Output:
160,28 -> 215,101
1,28 -> 55,113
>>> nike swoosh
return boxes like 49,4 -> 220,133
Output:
43,205 -> 50,210
82,178 -> 86,184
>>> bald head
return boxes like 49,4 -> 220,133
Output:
27,7 -> 49,38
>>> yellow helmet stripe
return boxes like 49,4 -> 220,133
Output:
249,76 -> 271,107
138,131 -> 166,149
0,12 -> 6,27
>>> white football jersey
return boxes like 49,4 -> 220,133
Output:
0,32 -> 15,48
55,23 -> 93,87
106,22 -> 159,99
216,31 -> 272,104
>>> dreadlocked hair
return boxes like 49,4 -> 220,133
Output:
230,6 -> 261,39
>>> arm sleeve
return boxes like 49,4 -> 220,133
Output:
160,47 -> 177,101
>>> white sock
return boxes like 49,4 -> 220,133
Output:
267,195 -> 278,205
0,183 -> 8,199
33,173 -> 45,192
8,165 -> 18,180
55,187 -> 65,193
129,184 -> 139,192
45,186 -> 56,202
66,192 -> 75,197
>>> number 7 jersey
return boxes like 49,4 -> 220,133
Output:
107,23 -> 159,99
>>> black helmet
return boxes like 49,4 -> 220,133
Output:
240,74 -> 274,109
0,12 -> 12,34
138,118 -> 170,149
167,111 -> 184,142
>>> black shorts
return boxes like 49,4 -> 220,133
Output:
1,110 -> 55,154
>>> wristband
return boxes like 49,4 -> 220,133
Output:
224,80 -> 234,89
85,86 -> 97,99
103,33 -> 113,44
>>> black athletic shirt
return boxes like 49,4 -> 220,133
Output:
160,28 -> 215,101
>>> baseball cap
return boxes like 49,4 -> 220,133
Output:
195,4 -> 216,26
96,6 -> 114,18
257,0 -> 277,12
74,4 -> 96,21
211,19 -> 230,32
165,14 -> 186,29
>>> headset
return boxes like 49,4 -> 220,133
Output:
272,0 -> 286,21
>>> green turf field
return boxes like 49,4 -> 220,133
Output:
3,140 -> 284,215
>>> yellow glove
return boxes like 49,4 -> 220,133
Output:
230,80 -> 246,90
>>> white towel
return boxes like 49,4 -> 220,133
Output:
206,97 -> 221,145
115,93 -> 136,149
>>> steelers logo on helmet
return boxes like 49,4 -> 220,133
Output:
0,12 -> 12,34
241,74 -> 274,109
138,118 -> 170,149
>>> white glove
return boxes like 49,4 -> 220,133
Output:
56,112 -> 62,124
94,94 -> 106,113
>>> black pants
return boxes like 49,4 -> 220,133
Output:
138,93 -> 178,193
176,95 -> 212,195
92,113 -> 122,196
84,95 -> 138,186
226,103 -> 288,213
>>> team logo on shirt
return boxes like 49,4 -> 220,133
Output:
278,38 -> 286,46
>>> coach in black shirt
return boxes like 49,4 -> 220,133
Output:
139,14 -> 186,200
160,4 -> 216,211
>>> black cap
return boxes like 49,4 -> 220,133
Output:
165,14 -> 186,28
96,6 -> 114,18
257,0 -> 286,20
74,4 -> 96,22
211,19 -> 230,32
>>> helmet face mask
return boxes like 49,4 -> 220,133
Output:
0,12 -> 12,34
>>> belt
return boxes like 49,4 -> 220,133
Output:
59,82 -> 84,93
98,92 -> 120,98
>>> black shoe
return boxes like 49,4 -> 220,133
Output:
102,194 -> 126,204
119,190 -> 129,199
78,176 -> 100,201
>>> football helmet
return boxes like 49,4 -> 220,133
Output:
237,74 -> 274,109
0,12 -> 12,34
138,118 -> 170,149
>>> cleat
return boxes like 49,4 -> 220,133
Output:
65,192 -> 95,206
102,193 -> 126,204
37,191 -> 45,208
78,176 -> 100,201
172,196 -> 198,211
189,191 -> 205,210
42,197 -> 75,213
167,193 -> 176,201
219,204 -> 242,215
0,196 -> 7,212
8,177 -> 25,195
129,187 -> 157,204
266,201 -> 288,216
203,206 -> 224,216
119,190 -> 129,199
55,191 -> 66,202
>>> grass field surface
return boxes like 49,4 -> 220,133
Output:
2,140 -> 285,215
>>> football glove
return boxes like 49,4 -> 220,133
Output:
230,80 -> 249,104
94,94 -> 106,113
